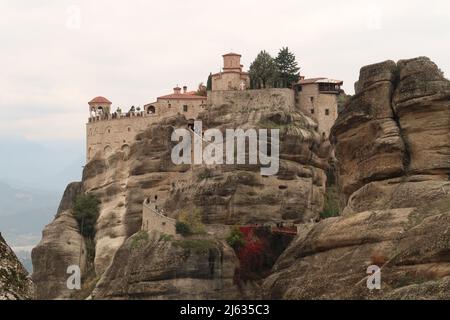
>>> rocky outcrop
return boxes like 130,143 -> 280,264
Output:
264,57 -> 450,300
0,233 -> 34,300
92,231 -> 258,299
332,57 -> 450,206
32,89 -> 330,299
31,182 -> 86,300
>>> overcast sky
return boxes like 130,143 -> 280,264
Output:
1,0 -> 449,142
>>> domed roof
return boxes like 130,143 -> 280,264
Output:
222,52 -> 241,57
89,96 -> 112,105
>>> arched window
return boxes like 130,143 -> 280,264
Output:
147,105 -> 156,114
104,145 -> 112,156
121,144 -> 130,156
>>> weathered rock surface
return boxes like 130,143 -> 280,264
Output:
0,233 -> 34,300
85,90 -> 329,275
92,231 -> 259,299
332,57 -> 450,204
264,200 -> 450,299
31,182 -> 86,300
264,57 -> 450,300
32,89 -> 330,299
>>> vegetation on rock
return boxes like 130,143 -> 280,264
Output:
250,47 -> 301,89
175,221 -> 192,236
249,50 -> 278,89
130,230 -> 149,249
177,209 -> 205,235
73,193 -> 100,239
226,226 -> 245,250
274,47 -> 300,88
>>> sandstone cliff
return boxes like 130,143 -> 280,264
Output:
32,57 -> 450,300
31,182 -> 86,299
32,89 -> 330,299
0,233 -> 34,300
91,231 -> 259,300
263,57 -> 450,299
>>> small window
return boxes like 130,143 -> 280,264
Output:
183,105 -> 188,112
325,109 -> 330,116
127,127 -> 131,132
162,222 -> 166,226
310,97 -> 314,103
310,109 -> 315,114
168,103 -> 171,108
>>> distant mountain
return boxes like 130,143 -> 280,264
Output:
0,137 -> 84,256
0,181 -> 61,253
0,137 -> 84,192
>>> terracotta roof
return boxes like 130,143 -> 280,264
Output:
89,96 -> 112,104
222,52 -> 241,57
157,93 -> 206,100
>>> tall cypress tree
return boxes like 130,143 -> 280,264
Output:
206,73 -> 212,91
275,47 -> 300,88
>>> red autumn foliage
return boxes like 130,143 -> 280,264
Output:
233,226 -> 295,283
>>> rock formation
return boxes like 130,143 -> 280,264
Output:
263,57 -> 450,299
32,89 -> 330,299
0,233 -> 34,300
91,231 -> 259,300
32,57 -> 450,300
31,182 -> 86,300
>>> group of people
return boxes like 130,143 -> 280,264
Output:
90,106 -> 154,121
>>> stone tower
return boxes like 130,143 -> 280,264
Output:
211,52 -> 250,91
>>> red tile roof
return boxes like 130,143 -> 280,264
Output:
157,93 -> 206,100
89,96 -> 112,104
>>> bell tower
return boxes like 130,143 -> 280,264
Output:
222,52 -> 242,72
88,96 -> 112,117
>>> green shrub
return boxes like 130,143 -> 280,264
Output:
131,230 -> 149,249
197,168 -> 213,181
176,221 -> 192,236
73,194 -> 100,239
320,186 -> 340,219
226,226 -> 245,250
159,233 -> 174,242
177,209 -> 205,235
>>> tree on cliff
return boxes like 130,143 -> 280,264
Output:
249,50 -> 277,89
73,193 -> 99,239
274,47 -> 300,88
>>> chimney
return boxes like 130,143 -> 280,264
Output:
183,86 -> 187,94
173,86 -> 181,94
